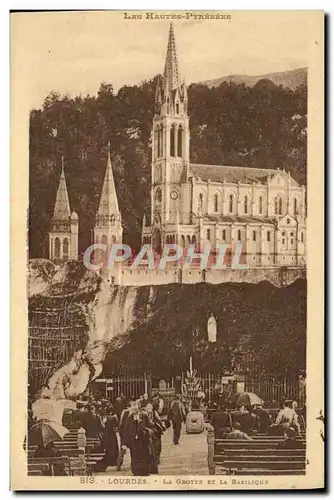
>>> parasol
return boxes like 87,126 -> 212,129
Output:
28,420 -> 70,448
235,392 -> 264,407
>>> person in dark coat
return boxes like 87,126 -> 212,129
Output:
34,442 -> 68,476
96,406 -> 120,471
230,403 -> 247,426
211,403 -> 232,439
83,405 -> 104,440
168,394 -> 185,445
114,397 -> 124,422
123,403 -> 156,476
147,403 -> 164,465
119,397 -> 135,448
253,404 -> 272,433
240,406 -> 258,435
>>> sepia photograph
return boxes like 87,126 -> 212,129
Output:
10,10 -> 324,490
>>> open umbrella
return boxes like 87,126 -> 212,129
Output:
235,392 -> 263,407
28,420 -> 70,447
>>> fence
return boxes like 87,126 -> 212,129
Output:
91,374 -> 149,401
181,373 -> 306,406
89,373 -> 306,407
244,376 -> 306,407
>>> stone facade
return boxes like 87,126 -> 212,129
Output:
142,24 -> 307,269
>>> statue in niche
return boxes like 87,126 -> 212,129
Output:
207,313 -> 217,343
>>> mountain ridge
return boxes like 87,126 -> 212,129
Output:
199,67 -> 307,90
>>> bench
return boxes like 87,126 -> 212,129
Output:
28,456 -> 72,476
27,438 -> 106,476
207,425 -> 306,476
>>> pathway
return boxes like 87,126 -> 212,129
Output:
96,424 -> 208,476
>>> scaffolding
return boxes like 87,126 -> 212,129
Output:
28,302 -> 87,396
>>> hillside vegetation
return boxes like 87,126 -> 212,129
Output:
30,77 -> 307,258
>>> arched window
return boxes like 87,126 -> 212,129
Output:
206,229 -> 211,241
155,188 -> 162,203
294,198 -> 298,215
167,97 -> 170,114
222,229 -> 226,241
267,231 -> 271,242
155,165 -> 162,182
301,232 -> 304,243
198,193 -> 203,212
177,126 -> 182,157
187,235 -> 191,245
172,235 -> 176,244
237,230 -> 241,241
214,194 -> 218,212
170,125 -> 175,157
157,128 -> 160,158
181,235 -> 185,247
157,126 -> 163,158
191,235 -> 196,244
54,237 -> 60,259
111,234 -> 116,244
279,197 -> 283,215
176,103 -> 179,114
63,238 -> 69,259
274,197 -> 278,215
252,230 -> 256,241
229,194 -> 233,213
244,195 -> 248,214
259,196 -> 263,214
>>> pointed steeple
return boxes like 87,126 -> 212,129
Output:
52,156 -> 71,220
97,142 -> 120,222
163,23 -> 181,96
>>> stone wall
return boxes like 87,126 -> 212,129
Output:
112,266 -> 306,287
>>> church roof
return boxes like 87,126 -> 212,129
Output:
52,157 -> 71,221
97,143 -> 120,219
204,214 -> 276,225
189,164 -> 279,184
163,23 -> 181,95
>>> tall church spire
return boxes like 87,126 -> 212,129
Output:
163,23 -> 181,95
52,156 -> 71,220
96,142 -> 120,222
155,23 -> 187,118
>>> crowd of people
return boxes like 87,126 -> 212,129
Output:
30,390 -> 305,476
210,398 -> 303,447
70,392 -> 187,476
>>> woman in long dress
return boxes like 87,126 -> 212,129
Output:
124,403 -> 157,476
100,406 -> 119,469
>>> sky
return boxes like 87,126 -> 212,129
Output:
11,11 -> 312,110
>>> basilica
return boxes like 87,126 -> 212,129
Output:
49,24 -> 306,271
